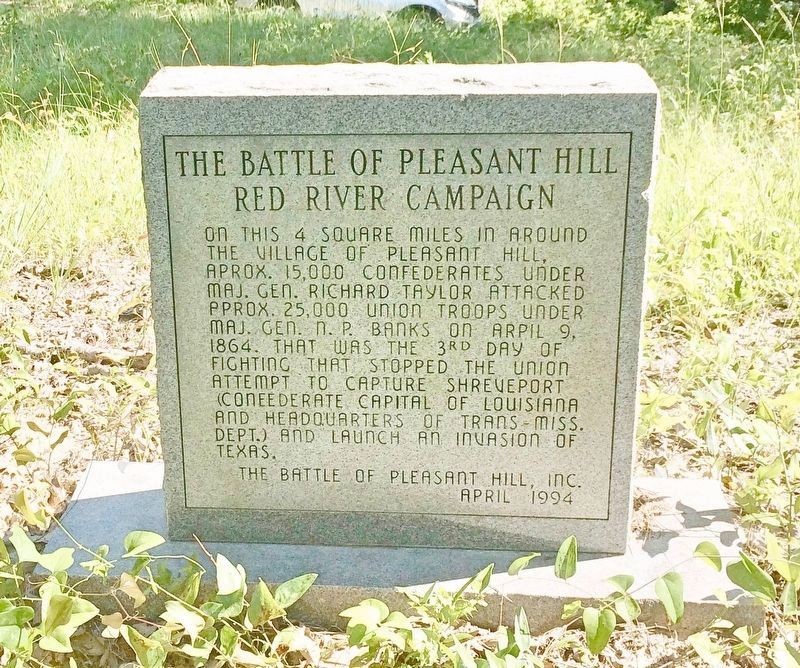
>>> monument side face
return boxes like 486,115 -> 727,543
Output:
140,63 -> 659,552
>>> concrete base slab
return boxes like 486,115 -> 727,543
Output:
44,461 -> 762,635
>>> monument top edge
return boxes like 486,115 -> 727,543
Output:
140,62 -> 658,100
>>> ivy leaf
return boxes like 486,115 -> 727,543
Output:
561,599 -> 582,620
477,562 -> 495,592
199,601 -> 224,618
514,607 -> 531,652
0,414 -> 20,438
508,553 -> 540,576
38,581 -> 61,617
38,625 -> 74,653
726,552 -> 776,602
174,566 -> 203,606
50,428 -> 70,449
782,582 -> 798,616
122,531 -> 165,558
0,602 -> 34,627
36,590 -> 96,655
26,421 -> 48,435
211,556 -> 246,618
766,532 -> 800,584
555,535 -> 577,580
101,612 -> 124,639
607,574 -> 634,593
0,625 -> 32,653
773,637 -> 800,668
689,631 -> 725,667
694,541 -> 722,572
582,607 -> 615,655
129,555 -> 152,578
732,626 -> 762,655
215,555 -> 245,596
13,446 -> 38,466
655,572 -> 684,623
121,625 -> 167,668
8,526 -> 73,572
457,563 -> 495,597
52,399 -> 74,423
178,635 -> 214,661
80,544 -> 110,577
42,594 -> 73,635
756,456 -> 782,483
383,611 -> 412,630
216,588 -> 246,619
613,594 -> 641,623
10,491 -> 48,531
9,525 -> 41,564
340,598 -> 390,629
247,580 -> 285,627
68,596 -> 99,627
119,573 -> 146,608
37,548 -> 75,574
160,601 -> 205,643
274,573 -> 317,609
347,622 -> 366,645
272,626 -> 321,665
219,624 -> 239,657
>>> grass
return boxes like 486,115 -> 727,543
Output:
0,0 -> 797,493
0,118 -> 145,272
1,0 -> 800,663
0,1 -> 612,117
1,1 -> 798,278
640,113 -> 800,475
0,0 -> 797,463
0,0 -> 614,272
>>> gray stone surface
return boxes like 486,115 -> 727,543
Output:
46,461 -> 761,635
140,63 -> 659,551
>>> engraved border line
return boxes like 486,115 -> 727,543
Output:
162,131 -> 632,522
163,135 -> 191,509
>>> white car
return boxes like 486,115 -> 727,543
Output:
296,0 -> 480,26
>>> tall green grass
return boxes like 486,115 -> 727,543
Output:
651,114 -> 800,323
0,2 -> 606,121
1,0 -> 798,329
0,117 -> 144,272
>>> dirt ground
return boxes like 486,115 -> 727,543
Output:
0,250 -> 159,533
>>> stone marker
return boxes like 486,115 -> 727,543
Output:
139,63 -> 659,552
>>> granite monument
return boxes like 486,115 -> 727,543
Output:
139,62 -> 659,552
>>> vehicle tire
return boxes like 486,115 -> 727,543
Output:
258,0 -> 299,7
394,5 -> 443,22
